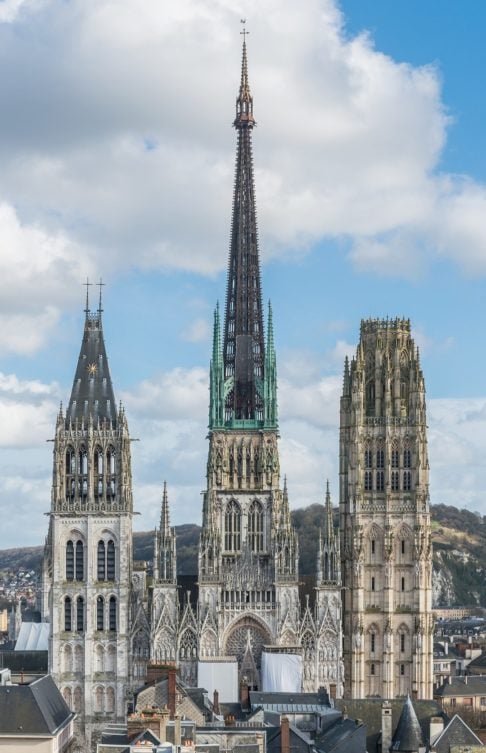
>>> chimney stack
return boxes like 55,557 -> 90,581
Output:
213,689 -> 220,716
281,716 -> 290,753
381,701 -> 392,753
168,665 -> 177,719
174,714 -> 181,746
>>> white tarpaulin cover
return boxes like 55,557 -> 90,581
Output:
15,622 -> 49,651
198,660 -> 238,702
261,651 -> 302,692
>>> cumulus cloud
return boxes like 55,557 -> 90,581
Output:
0,0 -> 483,283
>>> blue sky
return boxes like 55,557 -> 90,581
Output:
1,0 -> 486,547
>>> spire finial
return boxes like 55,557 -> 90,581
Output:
160,481 -> 170,536
98,278 -> 105,315
84,278 -> 92,315
235,20 -> 255,127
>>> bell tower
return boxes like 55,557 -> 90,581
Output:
198,33 -> 300,684
340,319 -> 433,699
43,286 -> 133,743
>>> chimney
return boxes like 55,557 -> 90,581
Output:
444,641 -> 448,656
381,701 -> 392,753
429,716 -> 444,744
213,689 -> 220,716
240,681 -> 250,710
174,714 -> 181,746
159,707 -> 170,742
281,715 -> 290,753
168,666 -> 177,719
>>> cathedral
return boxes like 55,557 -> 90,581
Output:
41,36 -> 432,745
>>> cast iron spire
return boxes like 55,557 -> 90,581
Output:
222,33 -> 265,422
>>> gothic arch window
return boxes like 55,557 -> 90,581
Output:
107,540 -> 115,580
403,448 -> 411,468
76,596 -> 84,632
105,687 -> 115,713
63,644 -> 72,673
301,630 -> 315,662
73,645 -> 83,673
106,446 -> 116,499
95,644 -> 104,672
391,471 -> 399,491
224,500 -> 241,551
364,448 -> 372,468
78,445 -> 88,497
376,448 -> 385,469
97,596 -> 104,631
248,500 -> 264,552
391,446 -> 399,468
364,471 -> 372,492
179,629 -> 197,661
64,597 -> 72,631
366,380 -> 375,415
376,470 -> 384,492
63,687 -> 72,708
66,542 -> 74,581
106,645 -> 116,673
94,445 -> 103,498
97,537 -> 116,581
75,541 -> 84,581
95,686 -> 104,713
65,446 -> 75,499
109,596 -> 117,631
73,687 -> 82,713
403,470 -> 412,491
98,540 -> 106,580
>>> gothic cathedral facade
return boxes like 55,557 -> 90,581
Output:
42,37 -> 433,746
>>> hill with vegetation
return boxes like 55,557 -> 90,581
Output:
0,504 -> 485,607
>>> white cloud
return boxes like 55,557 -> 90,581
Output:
0,0 -> 483,282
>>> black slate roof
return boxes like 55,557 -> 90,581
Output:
0,675 -> 74,735
435,676 -> 486,696
391,696 -> 424,752
66,309 -> 117,427
316,716 -> 366,753
334,698 -> 445,753
432,714 -> 483,753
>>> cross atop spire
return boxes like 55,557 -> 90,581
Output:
235,21 -> 254,127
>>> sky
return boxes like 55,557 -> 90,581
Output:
1,0 -> 486,547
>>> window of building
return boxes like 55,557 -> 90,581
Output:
376,470 -> 385,492
404,449 -> 411,468
64,597 -> 72,631
107,540 -> 115,580
248,500 -> 264,552
370,663 -> 375,675
391,449 -> 399,468
371,576 -> 375,591
400,664 -> 405,676
376,449 -> 385,469
400,633 -> 405,652
97,596 -> 104,631
401,539 -> 405,555
403,471 -> 411,491
66,541 -> 74,581
401,577 -> 405,591
463,698 -> 473,707
370,633 -> 375,653
391,471 -> 399,491
76,596 -> 84,632
109,596 -> 117,631
75,541 -> 84,581
364,471 -> 372,491
98,540 -> 106,580
364,449 -> 372,468
371,539 -> 375,555
224,500 -> 241,551
480,697 -> 486,707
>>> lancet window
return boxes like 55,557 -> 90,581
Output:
109,596 -> 117,631
97,596 -> 104,631
106,446 -> 116,499
97,538 -> 116,581
248,500 -> 264,552
76,596 -> 84,632
64,597 -> 72,631
224,500 -> 241,551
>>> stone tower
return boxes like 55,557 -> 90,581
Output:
340,318 -> 433,699
43,291 -> 133,744
197,36 -> 300,686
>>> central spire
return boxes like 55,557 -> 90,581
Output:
222,33 -> 265,423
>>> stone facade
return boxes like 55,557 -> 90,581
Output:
340,318 -> 433,699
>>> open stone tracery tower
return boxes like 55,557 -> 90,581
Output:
340,318 -> 433,699
42,294 -> 132,746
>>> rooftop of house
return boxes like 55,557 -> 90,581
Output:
435,676 -> 486,696
0,674 -> 74,736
